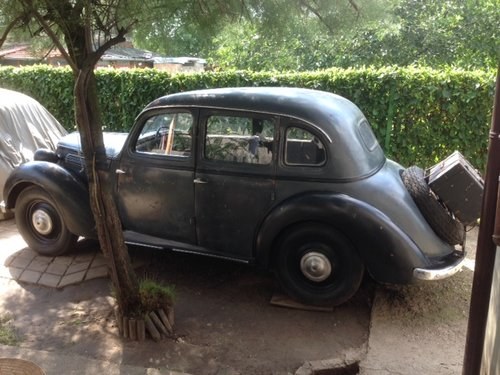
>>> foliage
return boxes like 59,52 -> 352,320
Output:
0,65 -> 495,171
2,1 -> 497,71
0,314 -> 20,346
135,0 -> 497,71
139,278 -> 175,314
330,0 -> 499,70
205,0 -> 393,71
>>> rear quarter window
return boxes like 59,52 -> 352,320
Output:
285,127 -> 326,166
358,119 -> 379,152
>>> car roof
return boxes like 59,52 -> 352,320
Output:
145,87 -> 360,131
143,87 -> 386,180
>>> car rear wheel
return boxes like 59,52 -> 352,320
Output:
274,223 -> 364,306
402,166 -> 464,245
16,186 -> 77,256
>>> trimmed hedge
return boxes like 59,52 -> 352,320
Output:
0,65 -> 495,171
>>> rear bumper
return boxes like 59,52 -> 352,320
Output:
413,251 -> 467,281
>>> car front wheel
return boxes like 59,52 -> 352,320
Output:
16,186 -> 77,256
274,223 -> 364,306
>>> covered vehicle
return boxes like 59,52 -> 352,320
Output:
0,88 -> 67,207
3,87 -> 475,306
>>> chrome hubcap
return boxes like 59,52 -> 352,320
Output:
32,209 -> 53,236
300,251 -> 332,282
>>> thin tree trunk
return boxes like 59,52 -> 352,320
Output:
74,67 -> 140,315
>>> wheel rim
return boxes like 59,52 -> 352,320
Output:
31,209 -> 54,236
299,251 -> 332,282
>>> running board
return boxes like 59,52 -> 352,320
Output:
123,230 -> 251,264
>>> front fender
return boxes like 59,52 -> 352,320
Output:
4,161 -> 95,238
256,192 -> 443,284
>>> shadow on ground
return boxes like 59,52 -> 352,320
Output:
1,242 -> 374,374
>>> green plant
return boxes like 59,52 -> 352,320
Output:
0,314 -> 20,346
0,65 -> 495,171
139,277 -> 175,314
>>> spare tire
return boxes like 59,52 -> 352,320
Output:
402,166 -> 465,245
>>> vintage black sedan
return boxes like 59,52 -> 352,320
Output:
2,87 -> 467,306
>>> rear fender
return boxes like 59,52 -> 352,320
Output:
4,161 -> 95,238
256,192 -> 441,284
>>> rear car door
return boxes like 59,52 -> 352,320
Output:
194,110 -> 277,260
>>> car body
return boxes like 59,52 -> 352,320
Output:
2,87 -> 467,305
0,88 -> 67,209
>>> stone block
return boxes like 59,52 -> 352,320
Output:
58,270 -> 86,287
85,265 -> 108,280
38,273 -> 61,288
19,269 -> 42,284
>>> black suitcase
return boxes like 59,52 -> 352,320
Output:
427,151 -> 484,226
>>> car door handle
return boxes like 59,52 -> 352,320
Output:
193,178 -> 208,184
115,169 -> 127,175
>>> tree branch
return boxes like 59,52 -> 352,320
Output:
298,0 -> 335,34
0,15 -> 25,48
19,0 -> 78,71
90,21 -> 137,66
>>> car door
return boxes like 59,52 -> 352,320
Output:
115,109 -> 197,244
194,110 -> 277,260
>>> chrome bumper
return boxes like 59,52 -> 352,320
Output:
413,252 -> 467,281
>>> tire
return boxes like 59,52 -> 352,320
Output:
401,166 -> 464,245
274,223 -> 364,306
16,186 -> 77,256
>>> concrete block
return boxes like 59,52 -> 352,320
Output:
38,273 -> 61,288
19,269 -> 42,284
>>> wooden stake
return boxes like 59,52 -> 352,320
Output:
149,311 -> 168,335
137,319 -> 146,341
128,318 -> 137,341
144,314 -> 161,341
158,309 -> 173,334
122,317 -> 129,338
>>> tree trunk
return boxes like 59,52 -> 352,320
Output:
74,67 -> 141,316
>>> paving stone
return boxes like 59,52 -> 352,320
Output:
9,256 -> 33,269
27,259 -> 51,272
58,270 -> 86,287
5,267 -> 23,280
66,262 -> 90,274
3,254 -> 17,267
38,273 -> 62,288
91,255 -> 108,267
33,255 -> 54,264
19,269 -> 42,284
73,253 -> 96,263
85,265 -> 109,281
45,262 -> 70,276
50,256 -> 74,267
16,248 -> 39,260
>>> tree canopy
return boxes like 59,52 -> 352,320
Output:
132,0 -> 498,71
3,0 -> 496,71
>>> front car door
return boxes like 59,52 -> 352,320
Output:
194,110 -> 277,261
115,109 -> 197,245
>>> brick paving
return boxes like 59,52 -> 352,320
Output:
0,217 -> 148,288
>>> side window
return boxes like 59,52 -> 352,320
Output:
358,119 -> 379,152
204,114 -> 274,165
135,112 -> 193,157
285,127 -> 326,166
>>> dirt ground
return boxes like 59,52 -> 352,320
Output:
0,224 -> 479,374
359,227 -> 478,374
0,243 -> 373,375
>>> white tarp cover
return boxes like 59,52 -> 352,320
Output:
0,88 -> 67,202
